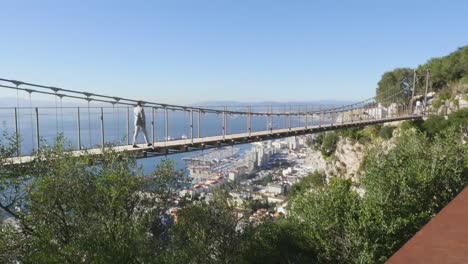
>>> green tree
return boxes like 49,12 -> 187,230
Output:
165,189 -> 249,264
447,108 -> 468,130
313,132 -> 339,157
418,46 -> 468,91
378,126 -> 395,139
242,219 -> 316,264
0,136 -> 186,263
422,114 -> 450,137
288,178 -> 362,263
376,68 -> 413,106
359,128 -> 467,262
288,170 -> 326,200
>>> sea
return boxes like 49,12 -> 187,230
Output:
0,106 -> 313,175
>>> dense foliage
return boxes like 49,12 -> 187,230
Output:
376,68 -> 413,106
376,45 -> 468,105
417,46 -> 468,92
312,132 -> 339,157
1,111 -> 467,263
288,170 -> 325,200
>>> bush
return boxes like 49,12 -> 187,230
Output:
432,98 -> 444,109
448,108 -> 468,129
400,121 -> 416,131
361,128 -> 467,262
338,127 -> 379,144
288,171 -> 326,199
438,88 -> 452,100
312,132 -> 339,157
422,114 -> 450,137
321,132 -> 339,157
461,75 -> 468,84
338,128 -> 363,142
379,126 -> 395,139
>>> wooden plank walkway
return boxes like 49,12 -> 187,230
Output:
5,114 -> 422,164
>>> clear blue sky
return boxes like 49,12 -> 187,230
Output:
1,0 -> 467,104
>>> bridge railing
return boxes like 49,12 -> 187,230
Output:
0,77 -> 419,158
0,102 -> 416,157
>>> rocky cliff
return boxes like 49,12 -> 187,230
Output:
305,137 -> 365,182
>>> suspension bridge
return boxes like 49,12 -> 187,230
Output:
0,77 -> 425,164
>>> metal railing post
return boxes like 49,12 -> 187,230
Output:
14,107 -> 20,156
164,107 -> 168,142
151,107 -> 155,144
77,107 -> 81,150
198,110 -> 201,138
424,69 -> 430,115
190,109 -> 194,144
35,107 -> 40,150
319,105 -> 322,127
100,107 -> 104,150
223,107 -> 226,140
248,106 -> 252,137
411,69 -> 416,114
126,107 -> 130,145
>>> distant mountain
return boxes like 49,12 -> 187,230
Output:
0,97 -> 89,107
193,100 -> 355,107
0,97 -> 355,110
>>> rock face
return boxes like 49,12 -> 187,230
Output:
305,138 -> 364,182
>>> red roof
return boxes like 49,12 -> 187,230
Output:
387,187 -> 468,264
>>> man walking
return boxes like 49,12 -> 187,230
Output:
133,101 -> 152,148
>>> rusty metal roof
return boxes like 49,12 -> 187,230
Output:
387,187 -> 468,264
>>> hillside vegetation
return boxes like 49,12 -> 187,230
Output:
376,46 -> 468,105
1,48 -> 468,263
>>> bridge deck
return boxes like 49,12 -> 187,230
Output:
6,115 -> 422,164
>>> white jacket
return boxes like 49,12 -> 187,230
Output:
134,106 -> 146,126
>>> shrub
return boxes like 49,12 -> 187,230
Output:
400,121 -> 416,131
320,132 -> 339,157
461,75 -> 468,84
438,88 -> 452,100
312,132 -> 339,157
432,98 -> 443,109
379,126 -> 395,139
448,108 -> 468,129
288,171 -> 326,200
422,114 -> 450,137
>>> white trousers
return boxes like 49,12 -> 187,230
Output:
133,125 -> 150,145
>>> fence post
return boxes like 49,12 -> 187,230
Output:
151,107 -> 155,144
190,109 -> 194,144
198,110 -> 201,138
319,106 -> 322,127
14,107 -> 20,156
35,107 -> 40,150
77,107 -> 81,150
424,69 -> 430,115
248,106 -> 252,137
165,107 -> 168,142
126,107 -> 130,145
100,107 -> 104,150
223,107 -> 227,140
